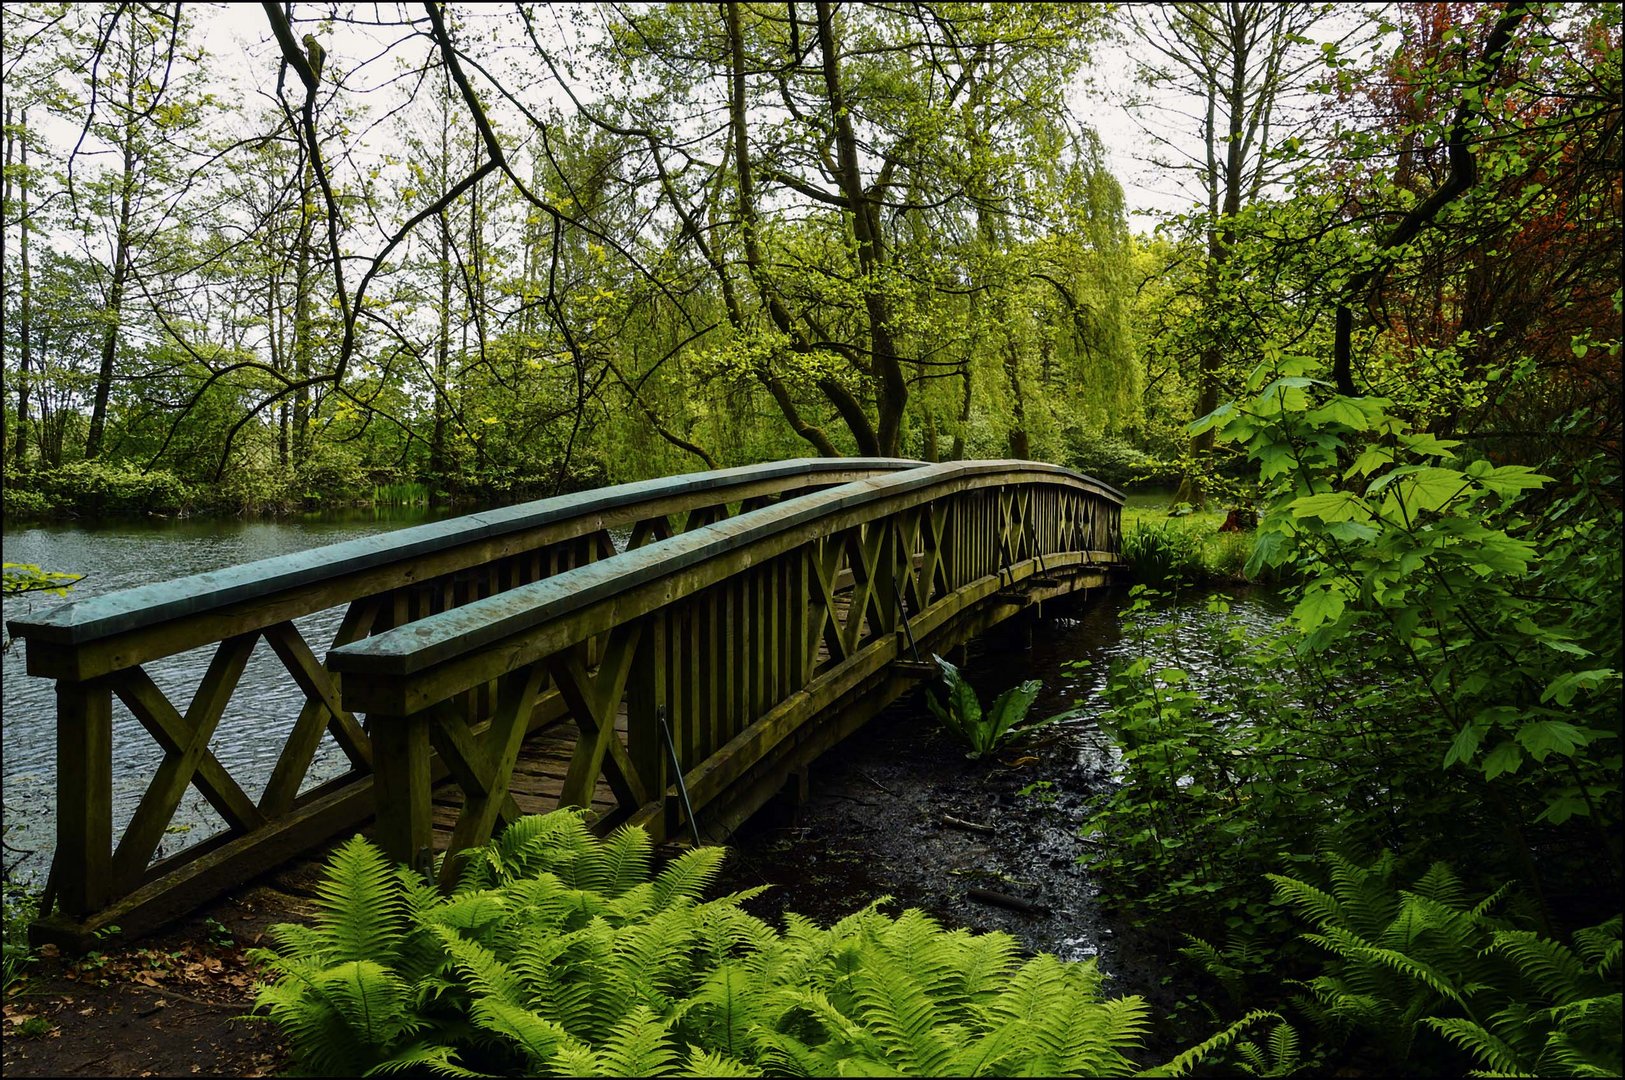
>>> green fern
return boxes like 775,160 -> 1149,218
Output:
254,809 -> 1258,1077
1267,850 -> 1623,1078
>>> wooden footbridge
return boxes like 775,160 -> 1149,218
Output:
9,458 -> 1122,947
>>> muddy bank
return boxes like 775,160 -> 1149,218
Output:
712,603 -> 1173,1009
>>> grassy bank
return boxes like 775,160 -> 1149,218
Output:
1118,491 -> 1260,584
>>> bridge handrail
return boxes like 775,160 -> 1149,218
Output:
331,460 -> 1121,700
327,457 -> 1123,876
7,458 -> 919,661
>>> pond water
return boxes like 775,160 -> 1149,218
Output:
1,508 -> 453,887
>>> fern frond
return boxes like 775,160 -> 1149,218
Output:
596,1005 -> 679,1077
1491,930 -> 1595,1005
1050,993 -> 1149,1075
313,835 -> 409,964
684,962 -> 761,1060
1410,861 -> 1467,909
262,921 -> 326,960
652,846 -> 728,909
427,890 -> 509,945
949,928 -> 1019,1001
678,1045 -> 763,1077
1317,925 -> 1466,1004
1469,881 -> 1514,921
467,998 -> 570,1068
1539,1020 -> 1624,1078
845,956 -> 956,1073
1266,873 -> 1344,931
1573,916 -> 1622,975
942,1022 -> 1025,1077
1422,1017 -> 1534,1077
1140,1009 -> 1278,1077
547,1035 -> 605,1078
360,1041 -> 480,1077
433,924 -> 521,1006
1267,1018 -> 1300,1072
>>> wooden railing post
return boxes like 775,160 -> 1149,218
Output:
626,612 -> 670,835
368,714 -> 433,875
55,676 -> 114,917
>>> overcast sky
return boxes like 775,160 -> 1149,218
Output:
189,4 -> 1211,219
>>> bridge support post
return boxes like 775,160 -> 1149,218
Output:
626,614 -> 670,836
54,677 -> 114,917
369,713 -> 433,876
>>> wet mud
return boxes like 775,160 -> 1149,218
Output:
712,601 -> 1173,1008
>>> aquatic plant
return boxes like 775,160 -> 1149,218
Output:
924,655 -> 1071,759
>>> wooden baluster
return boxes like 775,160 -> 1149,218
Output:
731,574 -> 750,728
790,545 -> 812,691
750,565 -> 768,721
682,600 -> 701,765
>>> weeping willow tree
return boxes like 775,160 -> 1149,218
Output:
518,2 -> 1139,464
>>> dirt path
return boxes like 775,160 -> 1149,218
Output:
3,892 -> 294,1077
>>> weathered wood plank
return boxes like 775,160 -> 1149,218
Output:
111,634 -> 258,892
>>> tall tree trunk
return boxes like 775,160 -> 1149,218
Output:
11,108 -> 33,468
292,163 -> 315,460
2,104 -> 11,466
814,0 -> 905,455
430,212 -> 452,491
271,273 -> 289,467
85,96 -> 135,461
1176,6 -> 1252,508
723,0 -> 843,457
951,359 -> 973,460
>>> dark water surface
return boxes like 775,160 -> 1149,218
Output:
715,585 -> 1287,1004
2,508 -> 453,886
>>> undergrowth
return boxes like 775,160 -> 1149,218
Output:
251,809 -> 1264,1077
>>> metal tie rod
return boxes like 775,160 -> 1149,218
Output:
657,705 -> 703,847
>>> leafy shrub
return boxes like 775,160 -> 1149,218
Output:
24,460 -> 192,516
1199,356 -> 1622,839
253,809 -> 1257,1077
1,484 -> 50,520
1062,426 -> 1176,488
293,442 -> 369,504
196,465 -> 296,516
924,655 -> 1071,759
2,879 -> 39,995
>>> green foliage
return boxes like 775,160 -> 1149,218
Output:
1062,427 -> 1176,489
254,809 -> 1254,1077
1119,521 -> 1205,585
1,484 -> 50,520
1082,586 -> 1383,940
18,460 -> 192,517
1,562 -> 82,597
1197,354 -> 1622,831
1261,851 -> 1623,1078
2,879 -> 40,995
924,655 -> 1071,759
